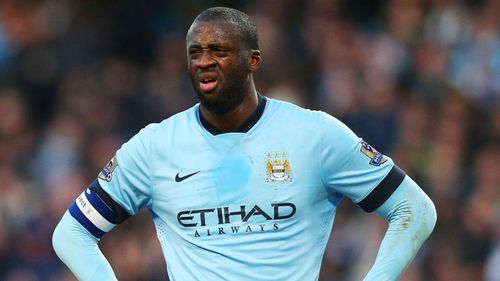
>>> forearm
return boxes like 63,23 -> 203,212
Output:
363,176 -> 437,281
52,211 -> 118,281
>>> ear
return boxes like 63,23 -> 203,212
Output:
248,49 -> 261,72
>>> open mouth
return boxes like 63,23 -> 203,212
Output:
198,72 -> 218,92
200,78 -> 218,92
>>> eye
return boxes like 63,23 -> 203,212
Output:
188,48 -> 201,58
215,51 -> 228,57
213,48 -> 228,57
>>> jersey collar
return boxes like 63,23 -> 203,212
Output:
199,94 -> 267,135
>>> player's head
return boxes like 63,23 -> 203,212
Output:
186,7 -> 261,115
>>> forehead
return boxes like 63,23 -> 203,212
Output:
186,20 -> 242,46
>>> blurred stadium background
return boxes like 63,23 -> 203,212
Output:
0,0 -> 499,280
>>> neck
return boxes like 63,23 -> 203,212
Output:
200,88 -> 259,133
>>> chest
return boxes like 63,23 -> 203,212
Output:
148,134 -> 324,224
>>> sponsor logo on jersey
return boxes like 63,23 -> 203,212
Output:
98,156 -> 118,182
360,140 -> 387,166
177,203 -> 296,238
265,151 -> 294,184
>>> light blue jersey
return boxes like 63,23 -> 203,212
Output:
71,97 -> 405,280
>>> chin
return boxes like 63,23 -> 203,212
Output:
194,79 -> 247,115
198,94 -> 239,115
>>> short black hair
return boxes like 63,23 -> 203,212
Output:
193,7 -> 259,50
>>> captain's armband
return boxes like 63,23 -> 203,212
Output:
68,180 -> 130,238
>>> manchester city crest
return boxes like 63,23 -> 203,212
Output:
266,152 -> 294,185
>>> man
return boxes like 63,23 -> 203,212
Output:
53,7 -> 436,281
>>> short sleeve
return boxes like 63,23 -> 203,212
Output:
319,112 -> 405,212
97,126 -> 154,215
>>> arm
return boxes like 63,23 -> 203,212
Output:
53,126 -> 154,280
317,112 -> 435,279
363,175 -> 437,281
52,211 -> 118,281
52,179 -> 132,281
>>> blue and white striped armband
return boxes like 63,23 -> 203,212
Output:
69,185 -> 120,238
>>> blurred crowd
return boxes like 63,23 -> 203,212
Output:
0,0 -> 498,280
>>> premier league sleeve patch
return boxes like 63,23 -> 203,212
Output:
98,156 -> 118,182
360,140 -> 387,166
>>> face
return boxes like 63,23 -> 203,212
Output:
186,20 -> 259,115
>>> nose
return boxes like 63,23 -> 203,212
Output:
195,51 -> 216,69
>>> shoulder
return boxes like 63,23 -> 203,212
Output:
265,97 -> 338,130
138,104 -> 199,137
265,98 -> 359,147
265,97 -> 324,122
118,105 -> 199,155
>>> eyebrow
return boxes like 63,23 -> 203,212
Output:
188,42 -> 231,49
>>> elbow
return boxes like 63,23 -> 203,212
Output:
422,196 -> 437,239
400,195 -> 437,254
52,211 -> 80,264
52,219 -> 67,262
389,190 -> 437,245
